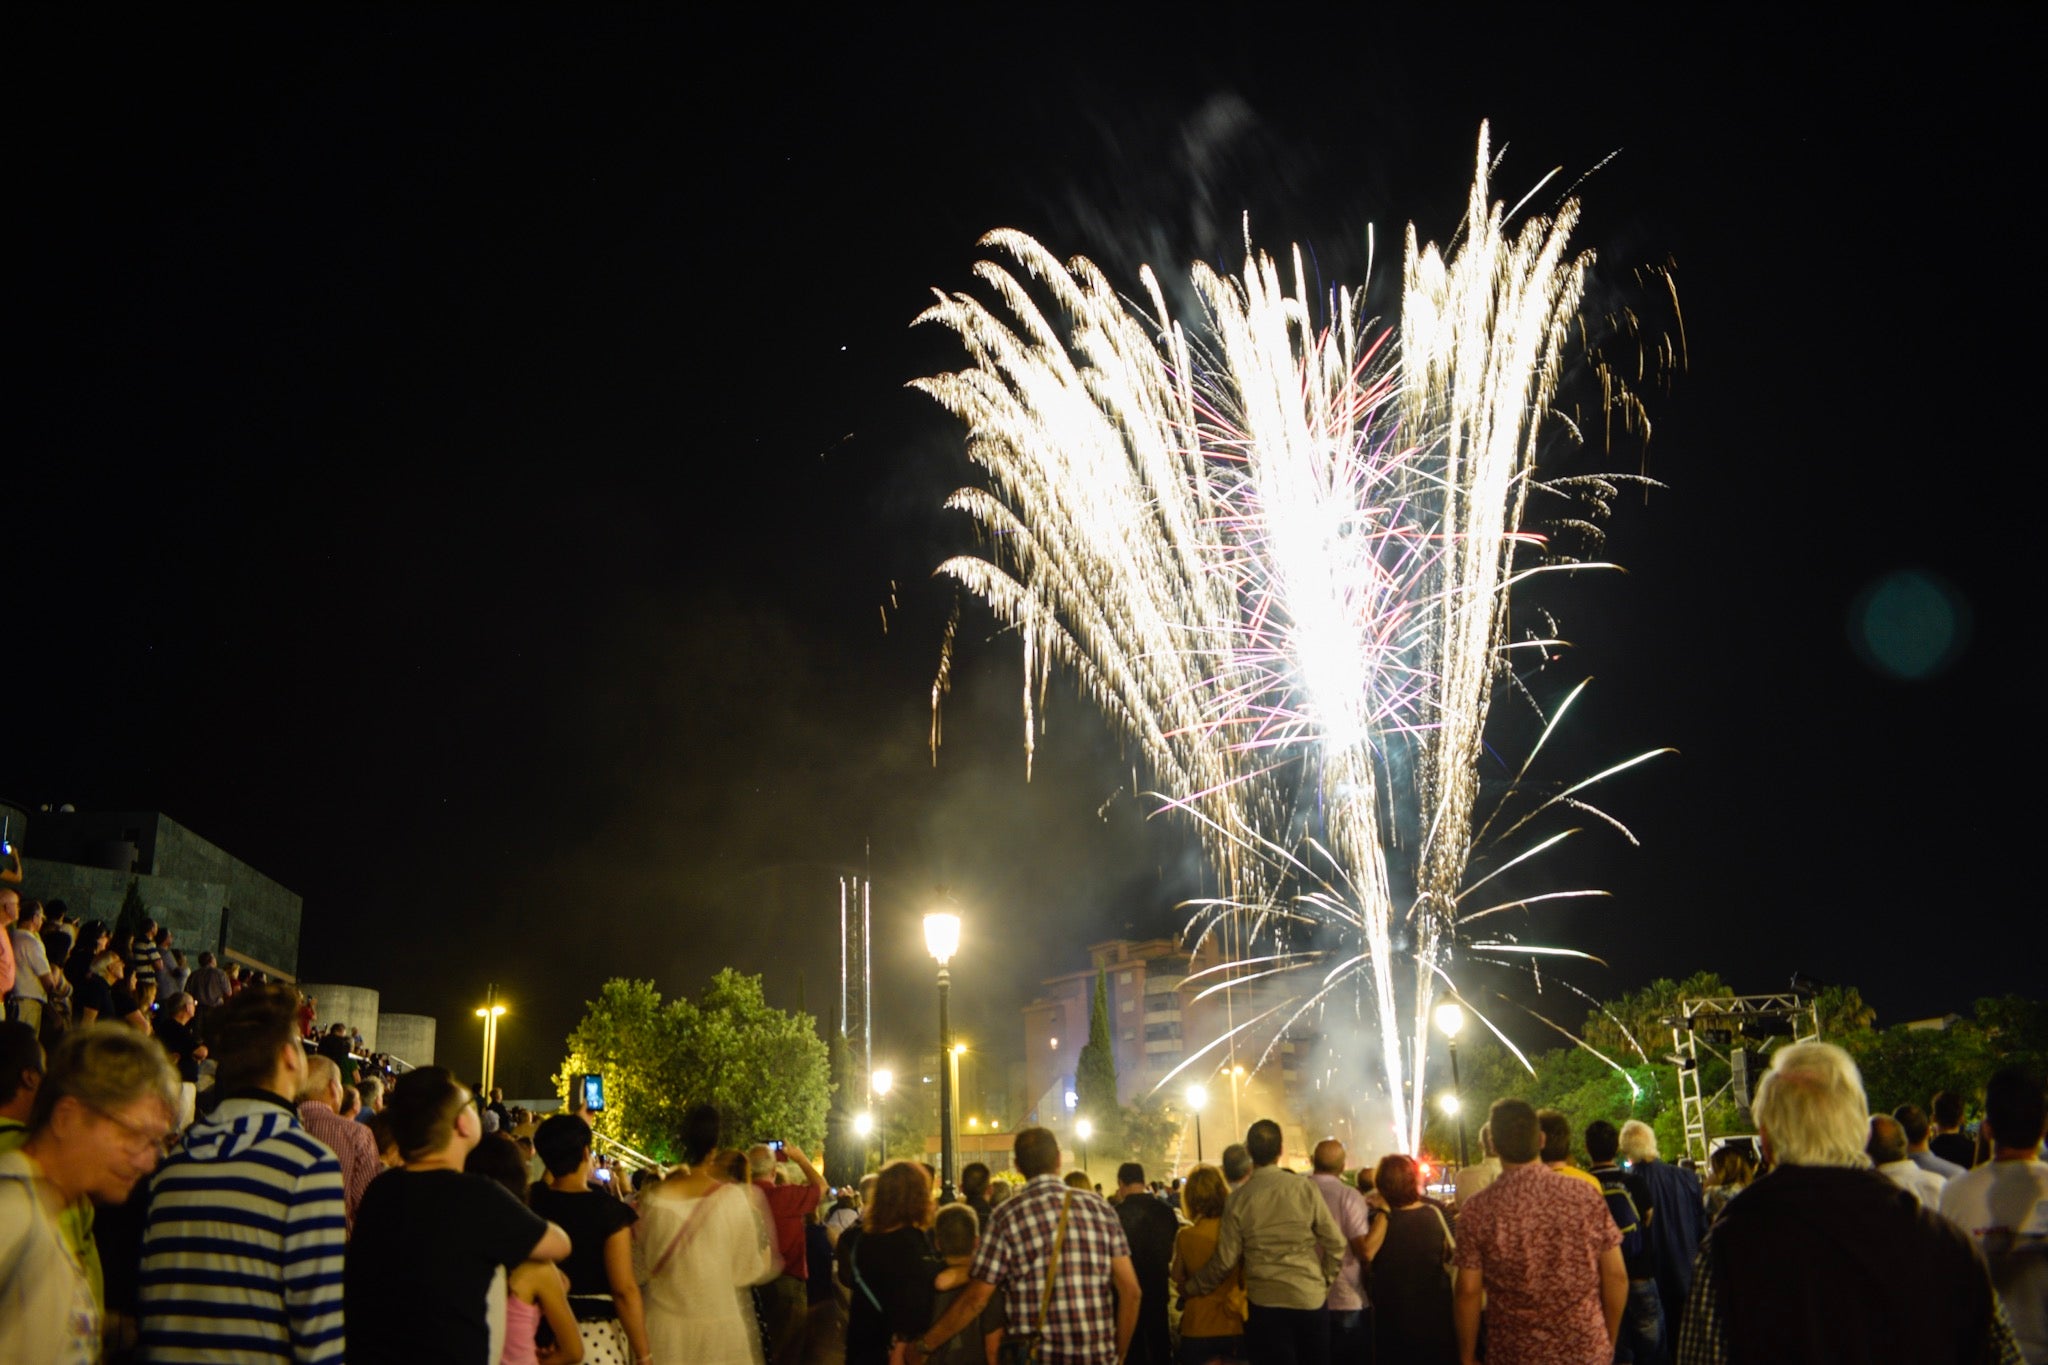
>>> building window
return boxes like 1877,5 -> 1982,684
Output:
1119,972 -> 1133,985
1120,1000 -> 1134,1012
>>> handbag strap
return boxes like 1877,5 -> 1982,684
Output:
650,1184 -> 722,1279
1430,1203 -> 1455,1265
1030,1191 -> 1075,1341
850,1233 -> 886,1313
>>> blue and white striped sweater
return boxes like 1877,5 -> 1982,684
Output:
140,1095 -> 346,1363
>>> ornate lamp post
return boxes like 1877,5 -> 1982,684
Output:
1075,1117 -> 1093,1180
1435,999 -> 1469,1168
924,911 -> 961,1202
1186,1083 -> 1208,1166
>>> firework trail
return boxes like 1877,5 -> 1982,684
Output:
917,125 -> 1658,1151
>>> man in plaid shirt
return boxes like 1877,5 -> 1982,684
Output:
907,1126 -> 1140,1365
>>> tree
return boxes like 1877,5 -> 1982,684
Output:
117,878 -> 150,940
557,971 -> 830,1164
1075,968 -> 1118,1123
1118,1093 -> 1182,1177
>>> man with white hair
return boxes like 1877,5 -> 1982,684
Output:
1619,1117 -> 1703,1350
1675,1042 -> 2022,1364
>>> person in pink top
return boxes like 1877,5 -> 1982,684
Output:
1453,1097 -> 1625,1365
296,1054 -> 382,1232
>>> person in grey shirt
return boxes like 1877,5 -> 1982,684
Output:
1178,1119 -> 1343,1365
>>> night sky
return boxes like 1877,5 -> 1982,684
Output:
11,14 -> 2039,1097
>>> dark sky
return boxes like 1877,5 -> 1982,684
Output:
10,14 -> 2040,1097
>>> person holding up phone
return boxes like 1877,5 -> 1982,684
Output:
747,1138 -> 826,1361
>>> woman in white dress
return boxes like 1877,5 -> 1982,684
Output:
636,1103 -> 781,1365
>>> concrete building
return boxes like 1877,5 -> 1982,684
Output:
6,805 -> 304,979
1020,936 -> 1325,1161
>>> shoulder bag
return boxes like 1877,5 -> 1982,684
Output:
997,1190 -> 1074,1365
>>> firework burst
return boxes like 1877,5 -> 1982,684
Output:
918,125 -> 1666,1152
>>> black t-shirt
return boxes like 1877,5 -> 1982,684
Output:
528,1185 -> 637,1300
76,974 -> 115,1019
1928,1132 -> 1975,1170
347,1167 -> 550,1364
843,1225 -> 938,1364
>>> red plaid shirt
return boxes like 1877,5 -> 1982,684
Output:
970,1175 -> 1131,1364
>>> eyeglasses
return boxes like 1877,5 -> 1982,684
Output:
87,1103 -> 176,1158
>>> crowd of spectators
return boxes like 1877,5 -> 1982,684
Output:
5,879 -> 2044,1365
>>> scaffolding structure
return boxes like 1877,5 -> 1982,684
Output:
1670,992 -> 1821,1165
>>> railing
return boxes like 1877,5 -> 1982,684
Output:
591,1127 -> 665,1175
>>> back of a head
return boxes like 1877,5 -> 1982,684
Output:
1063,1170 -> 1092,1190
1374,1153 -> 1421,1206
210,983 -> 303,1094
1536,1109 -> 1573,1164
1618,1119 -> 1658,1165
1866,1114 -> 1908,1165
858,1172 -> 879,1205
1489,1099 -> 1541,1164
1478,1121 -> 1495,1159
1245,1119 -> 1282,1166
466,1132 -> 531,1204
1584,1120 -> 1621,1164
933,1202 -> 979,1258
1892,1103 -> 1931,1146
1,1021 -> 44,1108
960,1161 -> 990,1198
1983,1066 -> 2047,1149
29,1022 -> 180,1133
1221,1143 -> 1253,1184
298,1055 -> 341,1103
1311,1139 -> 1345,1175
387,1066 -> 473,1164
1116,1161 -> 1145,1188
534,1113 -> 593,1178
359,1075 -> 384,1106
1931,1090 -> 1965,1128
1181,1164 -> 1227,1220
1754,1041 -> 1870,1168
747,1145 -> 776,1181
866,1159 -> 934,1233
1012,1126 -> 1060,1179
679,1103 -> 721,1167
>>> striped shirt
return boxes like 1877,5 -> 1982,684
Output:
140,1093 -> 347,1363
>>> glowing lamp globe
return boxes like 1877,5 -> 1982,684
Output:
1185,1084 -> 1208,1111
924,912 -> 961,965
1433,1001 -> 1465,1038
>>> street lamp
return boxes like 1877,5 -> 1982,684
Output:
872,1069 -> 894,1165
1075,1117 -> 1093,1180
474,986 -> 508,1097
924,910 -> 962,1202
1435,999 -> 1469,1168
1186,1083 -> 1208,1165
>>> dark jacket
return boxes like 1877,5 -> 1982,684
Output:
1706,1163 -> 2005,1364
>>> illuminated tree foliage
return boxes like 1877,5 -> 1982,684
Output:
1075,968 -> 1118,1124
557,971 -> 829,1164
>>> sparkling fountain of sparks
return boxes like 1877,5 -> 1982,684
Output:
917,125 -> 1664,1152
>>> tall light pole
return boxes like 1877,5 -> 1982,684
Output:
1186,1083 -> 1208,1166
950,1042 -> 967,1179
924,910 -> 961,1202
474,985 -> 508,1097
1435,999 -> 1469,1168
873,1069 -> 894,1165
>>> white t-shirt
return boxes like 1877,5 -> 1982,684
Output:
1939,1158 -> 2048,1364
7,930 -> 50,1002
1876,1158 -> 1947,1209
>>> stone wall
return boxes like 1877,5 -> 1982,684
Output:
298,984 -> 381,1052
378,1013 -> 437,1068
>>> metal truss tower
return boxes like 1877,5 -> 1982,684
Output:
1670,992 -> 1821,1165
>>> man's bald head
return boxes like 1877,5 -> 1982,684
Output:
1312,1139 -> 1346,1174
